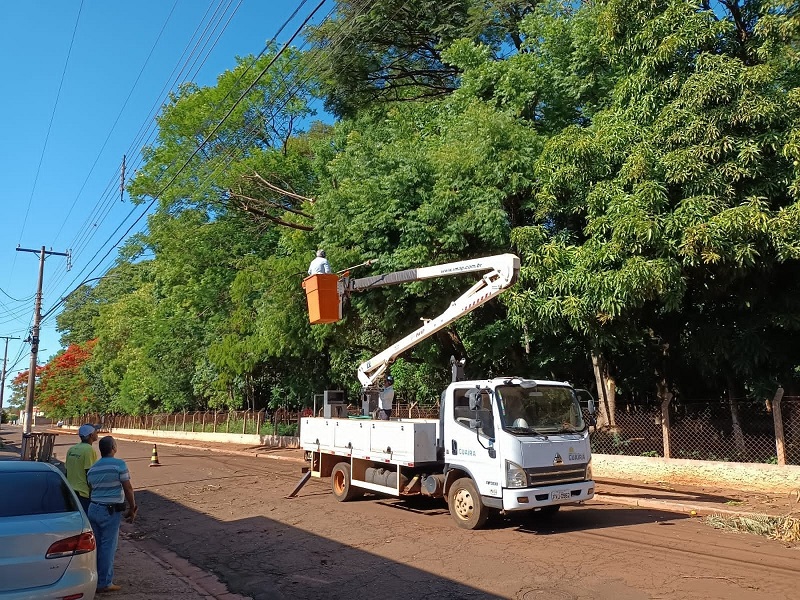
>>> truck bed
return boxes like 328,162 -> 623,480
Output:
300,417 -> 440,465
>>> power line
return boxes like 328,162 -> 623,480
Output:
41,1 -> 243,303
44,1 -> 333,308
51,0 -> 182,247
15,0 -> 85,247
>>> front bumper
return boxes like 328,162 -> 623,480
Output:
502,480 -> 595,512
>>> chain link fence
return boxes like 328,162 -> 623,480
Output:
590,407 -> 663,457
590,395 -> 800,466
68,409 -> 303,437
66,394 -> 799,466
669,400 -> 776,463
782,398 -> 800,465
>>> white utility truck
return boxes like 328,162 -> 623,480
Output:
299,254 -> 595,529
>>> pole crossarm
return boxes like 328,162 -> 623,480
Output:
15,246 -> 69,434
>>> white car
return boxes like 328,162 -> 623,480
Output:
0,461 -> 97,599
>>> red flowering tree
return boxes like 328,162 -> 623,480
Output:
37,339 -> 100,418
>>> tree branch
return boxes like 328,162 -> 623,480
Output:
248,172 -> 316,207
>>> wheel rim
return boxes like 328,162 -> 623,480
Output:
453,487 -> 474,521
333,470 -> 345,495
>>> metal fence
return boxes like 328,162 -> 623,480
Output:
67,394 -> 800,466
591,396 -> 800,466
68,409 -> 303,438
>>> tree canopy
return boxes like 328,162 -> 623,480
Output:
46,0 -> 800,419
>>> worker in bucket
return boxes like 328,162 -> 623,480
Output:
308,249 -> 332,275
378,375 -> 394,420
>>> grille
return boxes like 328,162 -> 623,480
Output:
525,464 -> 587,487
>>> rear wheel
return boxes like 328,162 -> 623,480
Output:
330,463 -> 363,502
448,478 -> 489,530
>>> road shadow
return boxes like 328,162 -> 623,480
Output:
363,495 -> 687,532
597,479 -> 739,504
131,489 -> 502,600
504,505 -> 689,535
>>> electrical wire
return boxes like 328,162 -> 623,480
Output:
42,0 -> 334,316
14,0 -> 85,250
42,0 -> 396,328
51,0 -> 182,247
43,0 -> 245,299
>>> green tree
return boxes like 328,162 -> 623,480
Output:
503,0 -> 800,420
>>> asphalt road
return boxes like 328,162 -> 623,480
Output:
75,437 -> 800,600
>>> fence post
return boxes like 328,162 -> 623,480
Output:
213,411 -> 218,433
771,387 -> 786,466
660,391 -> 673,459
226,411 -> 231,433
256,410 -> 263,437
243,410 -> 248,434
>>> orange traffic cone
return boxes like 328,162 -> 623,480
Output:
149,444 -> 161,467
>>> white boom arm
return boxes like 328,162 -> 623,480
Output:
349,254 -> 520,387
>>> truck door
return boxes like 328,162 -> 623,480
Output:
445,387 -> 501,498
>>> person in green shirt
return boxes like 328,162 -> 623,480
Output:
66,424 -> 98,512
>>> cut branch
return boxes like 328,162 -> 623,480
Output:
249,172 -> 316,206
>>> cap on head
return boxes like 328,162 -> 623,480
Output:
316,249 -> 326,258
78,424 -> 96,438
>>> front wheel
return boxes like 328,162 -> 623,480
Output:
448,478 -> 489,530
330,462 -> 363,502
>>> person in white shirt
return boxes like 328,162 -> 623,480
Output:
378,375 -> 394,420
308,249 -> 332,275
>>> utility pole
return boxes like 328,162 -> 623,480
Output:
17,246 -> 69,434
0,335 -> 20,418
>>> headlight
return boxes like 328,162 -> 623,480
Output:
506,460 -> 527,488
585,459 -> 593,481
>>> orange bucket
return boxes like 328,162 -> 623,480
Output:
302,274 -> 341,324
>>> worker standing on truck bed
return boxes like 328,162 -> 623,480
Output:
378,375 -> 394,420
308,249 -> 331,275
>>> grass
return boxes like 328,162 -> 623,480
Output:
705,513 -> 800,543
140,417 -> 298,437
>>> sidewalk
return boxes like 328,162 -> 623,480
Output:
113,533 -> 248,600
114,530 -> 251,600
106,431 -> 800,519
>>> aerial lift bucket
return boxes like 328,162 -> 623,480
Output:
302,274 -> 341,324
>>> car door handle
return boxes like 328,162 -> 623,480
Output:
451,439 -> 458,454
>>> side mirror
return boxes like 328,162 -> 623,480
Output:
575,389 -> 596,415
467,388 -> 482,411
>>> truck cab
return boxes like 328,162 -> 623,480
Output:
441,377 -> 594,527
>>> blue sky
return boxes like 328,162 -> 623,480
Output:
0,0 -> 331,400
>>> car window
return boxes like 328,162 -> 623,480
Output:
0,471 -> 78,517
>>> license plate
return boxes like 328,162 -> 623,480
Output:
550,490 -> 571,501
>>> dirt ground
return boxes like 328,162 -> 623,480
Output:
73,437 -> 796,600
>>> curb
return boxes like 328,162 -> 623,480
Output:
592,492 -> 766,519
113,435 -> 306,465
121,534 -> 250,600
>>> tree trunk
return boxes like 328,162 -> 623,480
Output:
726,378 -> 747,453
591,352 -> 617,429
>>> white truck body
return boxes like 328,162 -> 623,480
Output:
301,377 -> 595,525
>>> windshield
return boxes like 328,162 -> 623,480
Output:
496,384 -> 585,435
